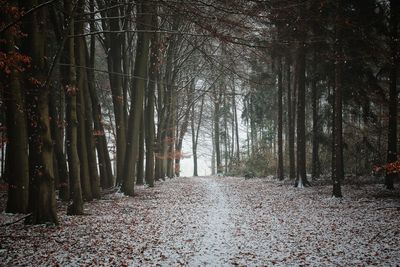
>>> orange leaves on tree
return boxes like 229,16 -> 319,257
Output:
93,130 -> 105,136
0,1 -> 30,76
0,0 -> 22,20
28,76 -> 43,87
373,160 -> 400,175
0,51 -> 31,75
65,84 -> 78,96
116,95 -> 124,104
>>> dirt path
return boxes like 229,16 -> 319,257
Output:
190,178 -> 237,265
1,176 -> 400,266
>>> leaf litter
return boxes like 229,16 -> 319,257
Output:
1,176 -> 399,266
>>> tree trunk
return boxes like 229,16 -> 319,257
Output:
286,57 -> 295,180
164,24 -> 179,179
104,0 -> 127,186
214,89 -> 223,174
167,94 -> 177,178
385,0 -> 399,190
85,41 -> 114,189
233,84 -> 240,162
22,0 -> 58,224
49,83 -> 69,201
64,0 -> 83,215
191,96 -> 204,177
211,121 -> 216,175
79,45 -> 101,199
136,114 -> 145,185
277,56 -> 284,180
75,1 -> 93,201
294,43 -> 310,187
223,92 -> 229,174
121,0 -> 152,196
311,52 -> 320,180
333,2 -> 344,197
47,4 -> 69,201
175,81 -> 194,177
144,11 -> 158,186
3,27 -> 29,214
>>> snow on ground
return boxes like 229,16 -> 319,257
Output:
1,176 -> 400,266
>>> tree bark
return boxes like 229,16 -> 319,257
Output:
49,83 -> 69,201
64,0 -> 83,215
385,0 -> 399,190
75,0 -> 93,201
175,81 -> 194,177
286,57 -> 295,180
3,26 -> 29,214
121,0 -> 152,196
311,52 -> 320,180
99,0 -> 127,185
277,56 -> 284,180
214,89 -> 223,174
191,95 -> 205,177
294,43 -> 310,187
233,84 -> 240,162
85,41 -> 114,189
22,0 -> 58,224
333,1 -> 344,197
136,114 -> 145,185
144,11 -> 158,186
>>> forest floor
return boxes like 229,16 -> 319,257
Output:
1,176 -> 400,266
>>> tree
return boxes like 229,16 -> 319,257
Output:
122,0 -> 152,196
97,0 -> 127,185
64,0 -> 83,215
191,95 -> 205,177
277,56 -> 284,180
332,0 -> 344,198
144,9 -> 159,187
311,52 -> 321,180
22,0 -> 58,224
75,0 -> 93,201
294,43 -> 310,188
286,57 -> 295,180
175,79 -> 194,177
213,86 -> 223,174
385,0 -> 399,190
1,2 -> 30,213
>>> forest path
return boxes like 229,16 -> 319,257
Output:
1,176 -> 400,266
189,177 -> 238,265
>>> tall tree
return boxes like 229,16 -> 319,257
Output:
85,36 -> 114,189
232,83 -> 240,162
286,57 -> 295,180
97,0 -> 127,185
122,0 -> 152,196
2,4 -> 30,213
22,0 -> 58,223
385,0 -> 399,190
136,114 -> 145,185
175,80 -> 194,177
64,0 -> 83,215
144,9 -> 158,187
277,56 -> 284,180
332,0 -> 344,198
48,3 -> 69,201
75,0 -> 93,201
294,42 -> 310,188
213,87 -> 223,174
191,95 -> 205,177
311,52 -> 321,180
